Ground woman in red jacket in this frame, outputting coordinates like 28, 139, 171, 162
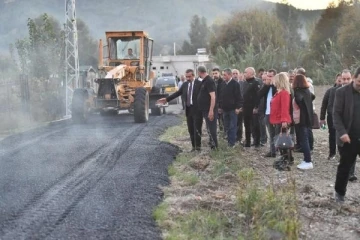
270, 72, 292, 127
270, 72, 293, 166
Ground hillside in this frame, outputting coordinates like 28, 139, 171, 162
0, 0, 322, 56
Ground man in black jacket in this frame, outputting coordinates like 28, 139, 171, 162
258, 69, 277, 156
333, 67, 360, 203
197, 66, 218, 150
157, 69, 203, 151
233, 69, 244, 143
320, 73, 343, 160
219, 68, 243, 147
243, 67, 261, 147
212, 68, 225, 132
257, 71, 268, 146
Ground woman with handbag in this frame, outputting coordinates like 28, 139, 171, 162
293, 74, 315, 170
270, 73, 293, 168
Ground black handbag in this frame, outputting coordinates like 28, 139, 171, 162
274, 130, 295, 150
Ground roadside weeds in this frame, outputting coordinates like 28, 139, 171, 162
154, 120, 300, 240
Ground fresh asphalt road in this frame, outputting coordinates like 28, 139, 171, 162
0, 104, 182, 240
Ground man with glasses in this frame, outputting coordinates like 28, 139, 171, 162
157, 69, 203, 152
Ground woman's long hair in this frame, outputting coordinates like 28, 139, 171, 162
292, 74, 309, 89
274, 72, 291, 93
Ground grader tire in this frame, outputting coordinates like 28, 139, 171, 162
134, 87, 149, 123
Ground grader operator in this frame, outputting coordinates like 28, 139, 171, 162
71, 31, 167, 123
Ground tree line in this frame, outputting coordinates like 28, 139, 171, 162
178, 0, 360, 84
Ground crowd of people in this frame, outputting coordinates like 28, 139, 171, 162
157, 65, 360, 203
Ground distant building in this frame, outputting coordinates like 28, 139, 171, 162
151, 49, 214, 79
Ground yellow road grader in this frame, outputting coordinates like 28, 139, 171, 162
71, 31, 167, 123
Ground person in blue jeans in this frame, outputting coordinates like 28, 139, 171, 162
292, 74, 315, 170
218, 68, 243, 147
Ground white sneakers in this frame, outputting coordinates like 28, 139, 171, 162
297, 161, 314, 170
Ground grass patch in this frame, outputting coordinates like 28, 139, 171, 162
159, 209, 235, 240
156, 120, 300, 240
159, 118, 188, 142
178, 172, 199, 186
237, 168, 300, 239
153, 202, 169, 224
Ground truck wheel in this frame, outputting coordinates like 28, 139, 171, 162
72, 89, 88, 123
134, 87, 149, 123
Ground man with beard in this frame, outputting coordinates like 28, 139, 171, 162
333, 67, 360, 203
242, 67, 261, 148
212, 68, 225, 132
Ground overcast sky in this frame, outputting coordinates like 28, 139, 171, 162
266, 0, 352, 9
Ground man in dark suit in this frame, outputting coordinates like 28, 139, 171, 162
333, 67, 360, 203
157, 69, 203, 151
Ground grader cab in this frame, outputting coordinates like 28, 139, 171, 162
71, 31, 167, 123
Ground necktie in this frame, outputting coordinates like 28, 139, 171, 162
187, 82, 192, 107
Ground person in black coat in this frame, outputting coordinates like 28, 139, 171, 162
233, 69, 244, 143
197, 66, 218, 150
242, 67, 261, 147
320, 73, 342, 160
293, 74, 315, 170
333, 68, 360, 203
212, 68, 226, 132
218, 68, 243, 147
157, 69, 203, 151
257, 71, 268, 146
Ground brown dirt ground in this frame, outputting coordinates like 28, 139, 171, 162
162, 85, 360, 240
242, 86, 360, 240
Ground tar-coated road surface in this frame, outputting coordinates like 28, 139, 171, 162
0, 107, 181, 240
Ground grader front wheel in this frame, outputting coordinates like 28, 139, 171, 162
134, 87, 149, 123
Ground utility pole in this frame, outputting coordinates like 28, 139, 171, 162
64, 0, 79, 117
